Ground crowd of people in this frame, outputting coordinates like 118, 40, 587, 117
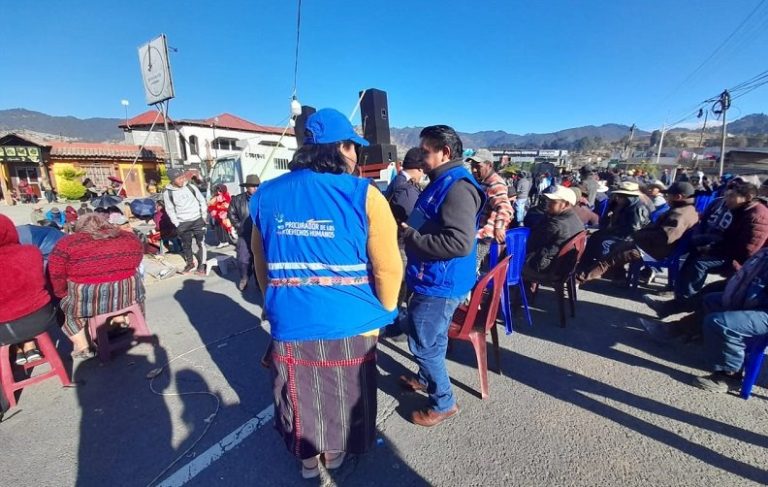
2, 108, 767, 479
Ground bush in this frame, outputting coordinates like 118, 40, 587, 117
56, 167, 87, 200
158, 165, 170, 188
57, 179, 86, 200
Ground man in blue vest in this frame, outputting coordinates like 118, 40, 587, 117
399, 125, 485, 427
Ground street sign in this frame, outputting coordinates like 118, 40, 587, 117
138, 34, 175, 105
0, 146, 41, 163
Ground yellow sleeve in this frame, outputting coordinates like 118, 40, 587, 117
366, 188, 403, 311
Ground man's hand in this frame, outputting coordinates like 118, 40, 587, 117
494, 227, 506, 244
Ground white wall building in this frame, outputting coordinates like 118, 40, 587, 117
120, 111, 296, 175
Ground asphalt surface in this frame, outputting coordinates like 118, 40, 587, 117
1, 202, 767, 486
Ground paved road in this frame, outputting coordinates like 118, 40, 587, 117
1, 202, 768, 486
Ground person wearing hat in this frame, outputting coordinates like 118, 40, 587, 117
522, 185, 584, 282
386, 147, 427, 225
45, 206, 66, 229
513, 170, 532, 225
248, 108, 402, 477
579, 164, 599, 207
228, 174, 261, 290
30, 203, 45, 225
382, 147, 427, 340
645, 181, 667, 209
570, 187, 600, 227
645, 181, 768, 321
577, 181, 699, 284
594, 180, 609, 205
577, 181, 651, 276
468, 148, 513, 271
163, 168, 208, 275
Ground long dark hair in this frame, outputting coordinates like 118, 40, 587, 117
288, 141, 354, 174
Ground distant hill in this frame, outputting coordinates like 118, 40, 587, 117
0, 108, 123, 142
1, 107, 766, 150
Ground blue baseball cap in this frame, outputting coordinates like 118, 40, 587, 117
303, 108, 370, 147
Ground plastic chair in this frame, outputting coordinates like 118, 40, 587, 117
489, 227, 533, 334
448, 256, 511, 400
529, 231, 589, 328
627, 226, 696, 289
87, 303, 153, 362
741, 334, 768, 400
0, 331, 72, 408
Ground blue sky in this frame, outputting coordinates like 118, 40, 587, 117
1, 0, 767, 134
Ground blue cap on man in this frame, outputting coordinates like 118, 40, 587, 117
303, 108, 370, 147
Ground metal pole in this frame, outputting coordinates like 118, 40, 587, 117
698, 110, 709, 148
160, 101, 175, 167
654, 124, 666, 166
718, 90, 730, 178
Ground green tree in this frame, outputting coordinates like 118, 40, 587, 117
56, 167, 87, 200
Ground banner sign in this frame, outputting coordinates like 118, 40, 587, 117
0, 146, 41, 163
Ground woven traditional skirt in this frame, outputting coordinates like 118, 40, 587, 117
59, 273, 145, 336
270, 334, 378, 459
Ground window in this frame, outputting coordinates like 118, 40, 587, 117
178, 135, 188, 160
189, 135, 199, 155
273, 158, 290, 170
258, 140, 285, 148
210, 157, 237, 185
212, 137, 239, 151
79, 164, 113, 187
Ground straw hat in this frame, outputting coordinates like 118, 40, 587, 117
612, 181, 642, 196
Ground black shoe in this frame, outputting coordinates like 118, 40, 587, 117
25, 348, 42, 363
692, 371, 741, 393
642, 294, 676, 318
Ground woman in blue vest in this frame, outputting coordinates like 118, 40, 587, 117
249, 108, 402, 479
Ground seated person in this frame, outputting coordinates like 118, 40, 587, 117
522, 185, 584, 282
30, 203, 45, 225
0, 215, 58, 365
691, 250, 768, 393
646, 182, 768, 318
523, 184, 557, 228
45, 207, 67, 229
577, 181, 650, 274
48, 213, 144, 359
570, 187, 599, 227
577, 182, 699, 285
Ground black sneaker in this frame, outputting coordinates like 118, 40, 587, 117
642, 294, 676, 318
25, 348, 42, 363
691, 371, 741, 393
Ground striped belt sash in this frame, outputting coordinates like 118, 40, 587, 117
268, 261, 369, 287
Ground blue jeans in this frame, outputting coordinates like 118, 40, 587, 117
404, 293, 462, 413
675, 252, 727, 306
514, 198, 527, 225
702, 293, 768, 373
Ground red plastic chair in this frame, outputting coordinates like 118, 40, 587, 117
530, 231, 589, 328
448, 255, 511, 400
87, 303, 153, 362
0, 331, 72, 408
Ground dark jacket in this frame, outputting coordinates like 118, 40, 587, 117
711, 200, 768, 272
385, 172, 421, 224
604, 196, 650, 238
228, 192, 253, 246
401, 159, 483, 260
633, 199, 698, 260
525, 208, 584, 273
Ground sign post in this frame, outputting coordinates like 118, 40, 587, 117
138, 34, 176, 167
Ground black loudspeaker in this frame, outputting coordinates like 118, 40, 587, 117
360, 144, 398, 166
294, 105, 316, 148
359, 88, 391, 144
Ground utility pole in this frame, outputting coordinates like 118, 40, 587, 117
718, 89, 731, 178
654, 124, 666, 166
624, 123, 636, 160
697, 108, 709, 148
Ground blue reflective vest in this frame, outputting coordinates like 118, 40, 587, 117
250, 169, 396, 341
406, 165, 485, 298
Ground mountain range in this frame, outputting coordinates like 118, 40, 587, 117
2, 108, 768, 150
